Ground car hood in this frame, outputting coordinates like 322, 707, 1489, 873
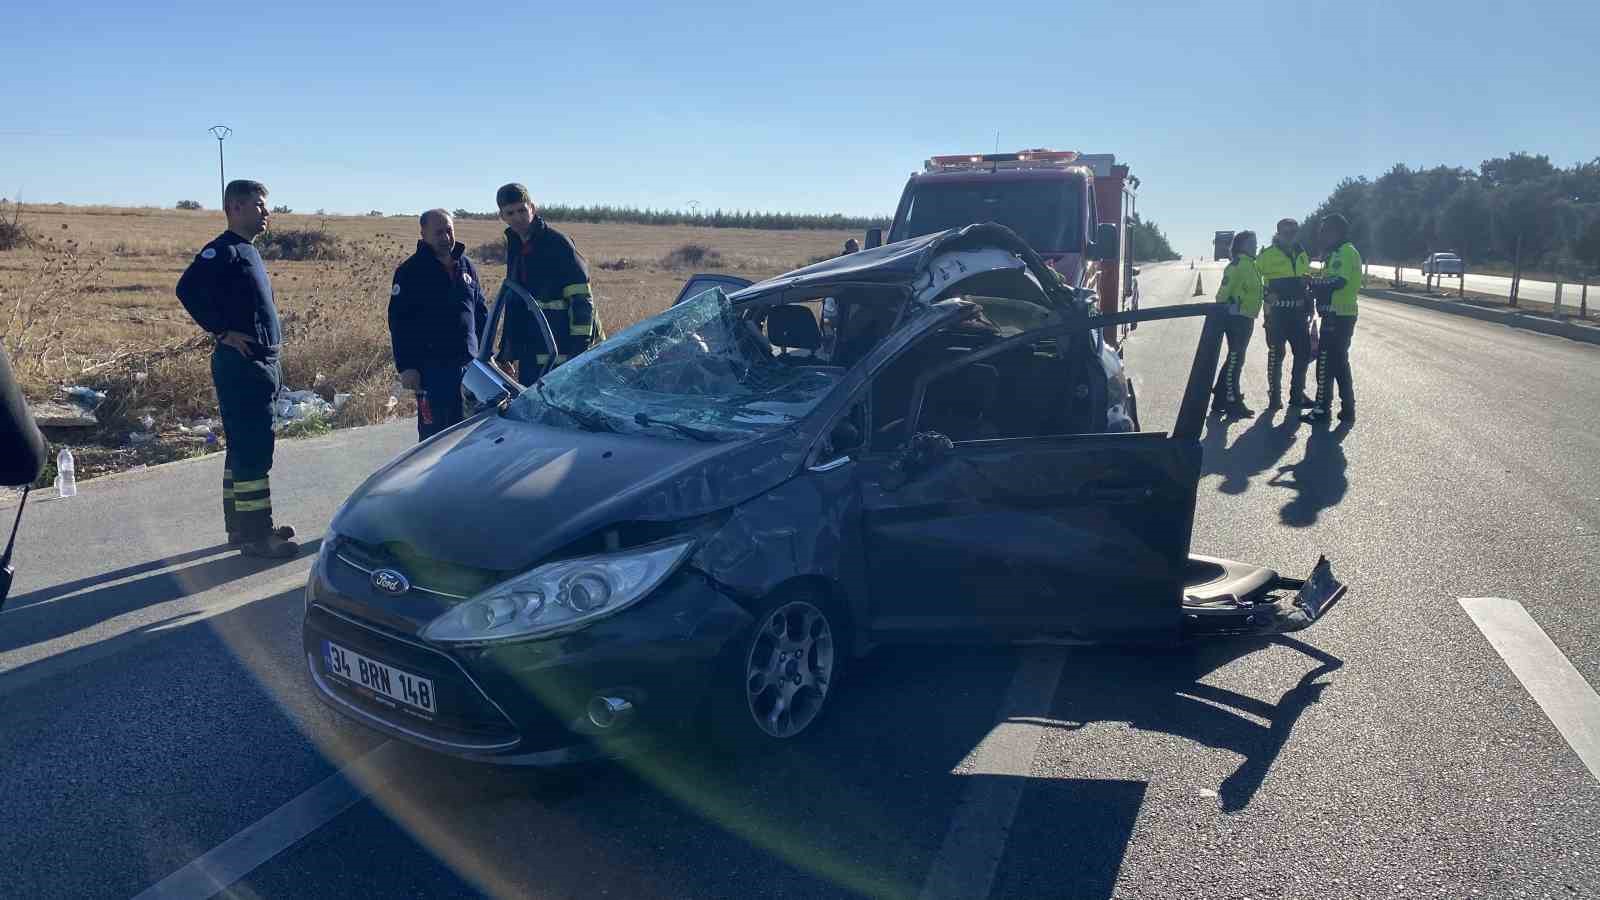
330, 414, 810, 572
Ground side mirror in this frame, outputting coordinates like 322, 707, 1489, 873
865, 228, 883, 250
461, 358, 519, 413
1091, 222, 1118, 260
1130, 266, 1141, 277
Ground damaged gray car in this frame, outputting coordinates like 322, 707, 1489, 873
301, 224, 1345, 765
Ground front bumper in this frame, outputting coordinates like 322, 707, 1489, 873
301, 555, 752, 766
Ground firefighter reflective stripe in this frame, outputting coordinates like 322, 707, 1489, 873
536, 299, 567, 310
562, 282, 590, 299
568, 321, 592, 336
533, 353, 570, 365
233, 476, 271, 512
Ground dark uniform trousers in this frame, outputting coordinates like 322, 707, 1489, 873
1263, 278, 1312, 401
215, 346, 280, 541
1212, 315, 1255, 405
417, 362, 467, 441
1314, 314, 1357, 413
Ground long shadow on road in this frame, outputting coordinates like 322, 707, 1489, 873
1202, 412, 1303, 495
1043, 634, 1343, 813
1268, 422, 1353, 527
0, 539, 321, 661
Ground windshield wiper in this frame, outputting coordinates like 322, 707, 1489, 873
535, 382, 615, 433
633, 412, 720, 442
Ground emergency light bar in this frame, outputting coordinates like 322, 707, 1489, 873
924, 149, 1082, 172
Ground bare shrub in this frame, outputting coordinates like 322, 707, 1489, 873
596, 257, 633, 271
0, 201, 33, 251
175, 200, 203, 211
1, 242, 108, 389
271, 204, 293, 214
259, 227, 348, 261
661, 243, 722, 269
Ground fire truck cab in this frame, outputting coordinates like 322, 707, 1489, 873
872, 149, 1141, 344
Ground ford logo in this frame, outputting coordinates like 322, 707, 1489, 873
371, 568, 410, 596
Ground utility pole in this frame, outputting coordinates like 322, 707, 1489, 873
207, 125, 231, 209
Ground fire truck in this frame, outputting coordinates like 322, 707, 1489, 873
867, 149, 1141, 345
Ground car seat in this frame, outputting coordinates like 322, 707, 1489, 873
766, 304, 822, 358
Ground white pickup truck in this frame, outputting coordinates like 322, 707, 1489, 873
1421, 252, 1465, 276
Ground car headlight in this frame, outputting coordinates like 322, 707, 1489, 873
419, 538, 695, 645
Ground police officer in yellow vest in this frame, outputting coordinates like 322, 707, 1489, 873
1211, 231, 1263, 418
1257, 218, 1313, 410
1304, 213, 1360, 424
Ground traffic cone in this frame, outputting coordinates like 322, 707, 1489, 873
1193, 273, 1204, 296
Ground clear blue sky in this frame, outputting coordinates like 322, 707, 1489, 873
4, 0, 1595, 256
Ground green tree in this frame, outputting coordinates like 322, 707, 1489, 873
1127, 214, 1179, 261
1436, 183, 1494, 261
1480, 153, 1558, 189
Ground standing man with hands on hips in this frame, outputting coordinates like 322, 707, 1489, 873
388, 209, 489, 441
175, 179, 299, 558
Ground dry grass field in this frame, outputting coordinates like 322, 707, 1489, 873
0, 203, 859, 483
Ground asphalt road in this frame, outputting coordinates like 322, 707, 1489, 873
3, 260, 1598, 899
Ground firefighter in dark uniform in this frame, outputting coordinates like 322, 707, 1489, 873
175, 179, 298, 557
388, 209, 488, 441
1210, 230, 1263, 418
1257, 218, 1314, 410
1304, 213, 1361, 424
494, 183, 603, 382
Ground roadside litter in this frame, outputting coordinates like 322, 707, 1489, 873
273, 389, 338, 431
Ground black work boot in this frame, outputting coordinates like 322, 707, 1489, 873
242, 532, 301, 559
229, 525, 297, 549
1289, 393, 1313, 408
1338, 407, 1356, 423
1228, 400, 1256, 418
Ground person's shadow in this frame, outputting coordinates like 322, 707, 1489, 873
1202, 412, 1302, 495
0, 539, 322, 657
1270, 422, 1352, 526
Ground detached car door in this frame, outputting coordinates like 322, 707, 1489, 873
859, 304, 1226, 644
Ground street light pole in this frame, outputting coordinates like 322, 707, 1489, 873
207, 125, 231, 209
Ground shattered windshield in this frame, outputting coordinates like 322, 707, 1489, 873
504, 288, 844, 441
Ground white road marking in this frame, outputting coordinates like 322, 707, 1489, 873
1460, 597, 1600, 783
131, 740, 400, 900
918, 647, 1068, 900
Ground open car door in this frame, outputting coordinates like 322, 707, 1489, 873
671, 274, 753, 308
856, 303, 1344, 646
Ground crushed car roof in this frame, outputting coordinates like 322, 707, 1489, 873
732, 223, 1080, 308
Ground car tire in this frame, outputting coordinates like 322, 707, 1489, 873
712, 586, 845, 748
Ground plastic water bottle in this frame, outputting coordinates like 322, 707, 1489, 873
56, 448, 77, 498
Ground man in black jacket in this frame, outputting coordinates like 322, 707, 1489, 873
0, 345, 44, 488
175, 179, 298, 558
494, 183, 602, 383
388, 209, 489, 440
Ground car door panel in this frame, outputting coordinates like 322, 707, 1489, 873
861, 432, 1197, 642
858, 303, 1224, 645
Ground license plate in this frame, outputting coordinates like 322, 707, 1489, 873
324, 641, 437, 716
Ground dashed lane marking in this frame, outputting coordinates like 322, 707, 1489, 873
1460, 597, 1600, 783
